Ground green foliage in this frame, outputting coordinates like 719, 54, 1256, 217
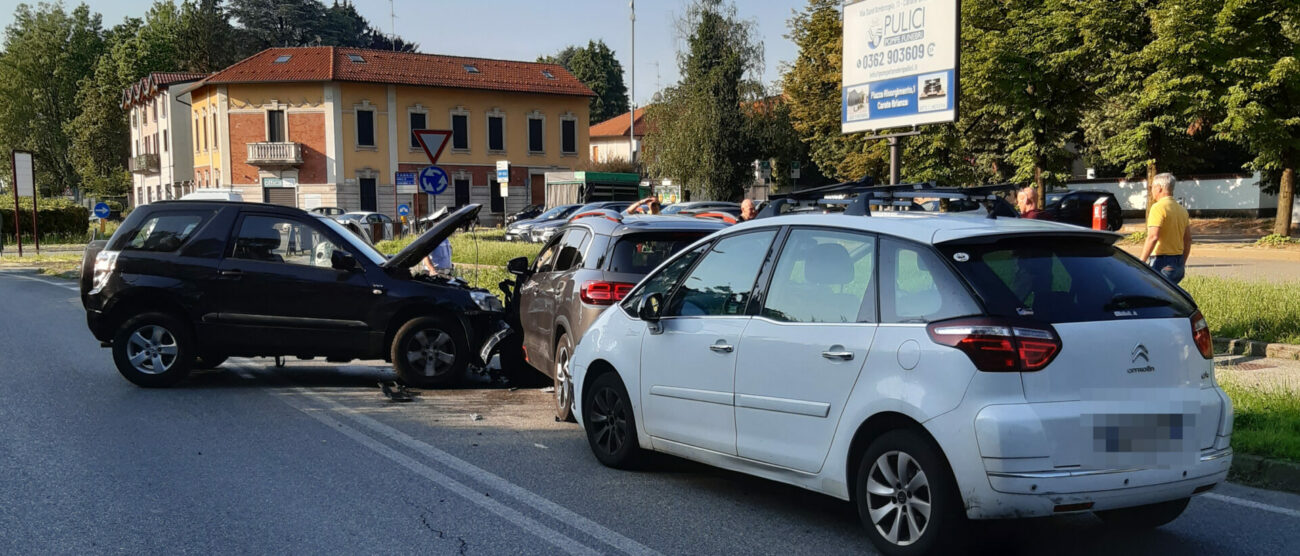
0, 201, 91, 239
1255, 234, 1300, 248
1219, 376, 1300, 464
1182, 276, 1300, 345
226, 0, 415, 56
1123, 230, 1148, 244
178, 0, 243, 72
543, 41, 629, 124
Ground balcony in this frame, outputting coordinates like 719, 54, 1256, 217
129, 153, 159, 174
246, 142, 302, 166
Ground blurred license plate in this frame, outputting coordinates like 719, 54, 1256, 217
1092, 413, 1189, 453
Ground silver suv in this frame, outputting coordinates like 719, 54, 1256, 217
502, 212, 727, 420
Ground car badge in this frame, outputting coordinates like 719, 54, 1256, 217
1131, 344, 1149, 363
953, 252, 969, 262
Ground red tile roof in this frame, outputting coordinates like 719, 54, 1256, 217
201, 47, 595, 97
121, 72, 209, 107
590, 107, 646, 138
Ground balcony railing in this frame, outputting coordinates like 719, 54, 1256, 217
246, 142, 302, 166
129, 153, 160, 174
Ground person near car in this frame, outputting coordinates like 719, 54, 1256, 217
1139, 172, 1191, 284
739, 199, 758, 221
422, 239, 453, 276
625, 196, 662, 215
1017, 187, 1049, 220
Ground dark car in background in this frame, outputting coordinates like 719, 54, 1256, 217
528, 201, 631, 243
80, 202, 505, 389
501, 213, 727, 420
1044, 190, 1123, 231
504, 204, 581, 242
507, 204, 545, 225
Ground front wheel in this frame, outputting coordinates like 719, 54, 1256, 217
111, 312, 195, 388
553, 334, 575, 422
391, 316, 468, 388
855, 429, 967, 556
1094, 498, 1189, 529
582, 372, 641, 469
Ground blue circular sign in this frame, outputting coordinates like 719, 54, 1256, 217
419, 166, 448, 195
397, 204, 410, 216
93, 202, 111, 219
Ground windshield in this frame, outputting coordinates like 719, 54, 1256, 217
607, 232, 710, 274
537, 205, 580, 220
660, 204, 685, 214
316, 216, 387, 265
939, 237, 1194, 324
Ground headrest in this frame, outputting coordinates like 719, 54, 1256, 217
805, 243, 853, 285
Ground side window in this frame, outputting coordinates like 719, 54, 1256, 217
666, 230, 776, 317
121, 212, 206, 252
552, 228, 590, 272
620, 244, 707, 317
763, 228, 876, 323
880, 238, 980, 323
533, 236, 562, 273
231, 215, 338, 269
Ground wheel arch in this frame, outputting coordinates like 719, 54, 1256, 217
845, 412, 955, 502
102, 288, 194, 341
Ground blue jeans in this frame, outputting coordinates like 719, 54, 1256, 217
1149, 255, 1186, 284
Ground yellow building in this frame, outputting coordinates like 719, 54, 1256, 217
181, 46, 594, 223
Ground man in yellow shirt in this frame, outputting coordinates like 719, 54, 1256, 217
1139, 173, 1192, 284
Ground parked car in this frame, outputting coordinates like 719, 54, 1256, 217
80, 202, 506, 389
309, 206, 346, 217
569, 211, 1231, 555
504, 204, 581, 242
499, 213, 728, 420
507, 204, 545, 225
660, 201, 739, 215
678, 206, 742, 224
1044, 190, 1124, 231
528, 201, 631, 243
180, 189, 243, 202
918, 196, 1019, 217
336, 211, 395, 242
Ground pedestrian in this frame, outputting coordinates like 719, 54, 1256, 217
625, 196, 662, 215
740, 199, 758, 221
1139, 173, 1191, 284
1017, 187, 1049, 220
422, 238, 453, 276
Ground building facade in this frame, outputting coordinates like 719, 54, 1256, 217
122, 72, 207, 207
180, 47, 594, 224
589, 107, 643, 163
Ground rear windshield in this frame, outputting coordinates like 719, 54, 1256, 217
938, 238, 1194, 323
606, 232, 708, 275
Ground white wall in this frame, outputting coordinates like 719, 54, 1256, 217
590, 136, 639, 163
1066, 172, 1269, 212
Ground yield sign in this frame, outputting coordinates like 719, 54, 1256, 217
413, 129, 453, 165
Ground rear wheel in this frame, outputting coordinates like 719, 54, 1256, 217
1094, 498, 1189, 529
111, 312, 194, 388
583, 372, 641, 469
855, 429, 967, 556
391, 316, 468, 388
553, 334, 575, 422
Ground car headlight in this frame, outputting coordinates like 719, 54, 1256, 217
470, 291, 504, 312
90, 250, 119, 294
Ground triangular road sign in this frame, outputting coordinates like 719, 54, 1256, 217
413, 129, 453, 166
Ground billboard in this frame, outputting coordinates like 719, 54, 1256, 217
841, 0, 959, 133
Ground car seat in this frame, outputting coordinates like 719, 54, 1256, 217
236, 221, 284, 263
799, 243, 860, 323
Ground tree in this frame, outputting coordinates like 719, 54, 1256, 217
1216, 1, 1300, 236
540, 41, 628, 124
0, 3, 106, 199
227, 0, 324, 50
644, 0, 763, 201
178, 0, 242, 72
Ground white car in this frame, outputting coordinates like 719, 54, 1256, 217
179, 189, 243, 202
569, 211, 1232, 555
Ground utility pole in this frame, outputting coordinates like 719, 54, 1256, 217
629, 0, 636, 164
389, 0, 397, 51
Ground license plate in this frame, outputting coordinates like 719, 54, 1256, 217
1091, 413, 1189, 453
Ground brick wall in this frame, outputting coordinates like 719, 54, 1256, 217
229, 112, 263, 184
288, 112, 326, 184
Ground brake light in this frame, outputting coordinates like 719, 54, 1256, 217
580, 281, 635, 305
927, 317, 1061, 372
1191, 310, 1213, 359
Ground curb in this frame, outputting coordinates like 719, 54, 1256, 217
1214, 337, 1300, 361
1228, 454, 1300, 495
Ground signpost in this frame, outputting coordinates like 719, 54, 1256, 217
842, 0, 959, 183
93, 202, 110, 237
397, 204, 410, 217
10, 150, 36, 255
413, 129, 454, 218
496, 161, 510, 200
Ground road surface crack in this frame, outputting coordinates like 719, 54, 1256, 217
405, 497, 470, 554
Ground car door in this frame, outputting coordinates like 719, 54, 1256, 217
734, 227, 880, 473
519, 235, 563, 371
640, 229, 777, 455
540, 227, 591, 372
213, 213, 379, 355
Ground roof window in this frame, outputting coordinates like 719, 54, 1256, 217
347, 53, 365, 63
463, 64, 480, 74
542, 70, 556, 80
273, 55, 292, 63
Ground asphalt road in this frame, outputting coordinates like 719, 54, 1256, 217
2, 270, 1299, 555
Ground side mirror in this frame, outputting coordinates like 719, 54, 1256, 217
638, 292, 664, 322
506, 256, 530, 276
331, 249, 361, 272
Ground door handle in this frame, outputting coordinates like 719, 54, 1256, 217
709, 343, 734, 354
218, 269, 243, 278
821, 350, 854, 361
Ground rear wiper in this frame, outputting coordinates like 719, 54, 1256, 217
1104, 294, 1173, 311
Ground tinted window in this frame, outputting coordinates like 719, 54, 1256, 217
667, 230, 776, 317
621, 244, 707, 317
939, 238, 1194, 323
607, 233, 707, 274
552, 228, 590, 272
764, 229, 876, 323
880, 238, 980, 323
533, 237, 562, 272
121, 212, 205, 252
231, 216, 338, 269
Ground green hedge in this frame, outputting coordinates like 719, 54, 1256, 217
0, 197, 91, 238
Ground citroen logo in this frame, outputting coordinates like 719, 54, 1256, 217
1131, 344, 1149, 363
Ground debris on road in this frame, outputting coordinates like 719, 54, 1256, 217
380, 381, 415, 403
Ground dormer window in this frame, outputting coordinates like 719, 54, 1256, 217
542, 70, 556, 80
463, 64, 479, 73
347, 53, 365, 63
273, 55, 292, 63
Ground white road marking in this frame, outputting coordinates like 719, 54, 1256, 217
0, 272, 78, 291
1203, 492, 1300, 519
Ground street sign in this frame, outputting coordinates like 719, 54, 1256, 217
413, 129, 453, 166
496, 160, 509, 184
419, 166, 449, 195
396, 171, 417, 194
397, 204, 410, 216
13, 151, 33, 197
396, 172, 416, 185
499, 182, 509, 198
93, 202, 111, 219
791, 161, 801, 179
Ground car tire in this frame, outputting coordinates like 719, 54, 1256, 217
391, 316, 468, 389
553, 333, 576, 422
855, 429, 967, 556
583, 372, 641, 469
111, 312, 195, 388
194, 355, 228, 369
1094, 497, 1190, 529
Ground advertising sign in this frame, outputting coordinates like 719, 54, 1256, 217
842, 0, 959, 133
13, 151, 34, 197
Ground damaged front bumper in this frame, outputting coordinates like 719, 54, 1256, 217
479, 320, 514, 364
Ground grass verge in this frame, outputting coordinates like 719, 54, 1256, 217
1183, 277, 1300, 345
0, 252, 83, 278
376, 229, 539, 268
1219, 375, 1300, 464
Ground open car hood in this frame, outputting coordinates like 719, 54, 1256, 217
381, 204, 481, 270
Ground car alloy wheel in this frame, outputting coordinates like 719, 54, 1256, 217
125, 324, 179, 375
589, 385, 629, 456
406, 328, 456, 379
554, 335, 575, 422
866, 451, 932, 547
392, 316, 468, 388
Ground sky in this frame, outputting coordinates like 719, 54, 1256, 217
0, 0, 805, 108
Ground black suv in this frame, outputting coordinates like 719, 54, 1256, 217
80, 202, 504, 388
1044, 190, 1123, 231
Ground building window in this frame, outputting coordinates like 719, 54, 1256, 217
267, 110, 286, 142
163, 129, 168, 152
487, 112, 505, 152
527, 115, 544, 153
561, 118, 577, 154
201, 116, 207, 152
193, 118, 199, 152
356, 109, 375, 147
450, 108, 469, 151
160, 98, 165, 118
409, 111, 426, 148
211, 113, 219, 151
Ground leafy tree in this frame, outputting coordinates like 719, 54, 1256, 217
0, 2, 106, 199
227, 0, 324, 51
537, 46, 579, 68
178, 0, 242, 72
540, 41, 628, 124
644, 0, 763, 201
746, 96, 826, 191
1215, 0, 1300, 236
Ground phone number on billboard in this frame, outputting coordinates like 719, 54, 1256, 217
856, 44, 930, 69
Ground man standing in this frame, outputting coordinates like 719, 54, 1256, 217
1017, 187, 1048, 220
422, 239, 453, 276
739, 199, 758, 221
625, 196, 662, 215
1139, 173, 1191, 284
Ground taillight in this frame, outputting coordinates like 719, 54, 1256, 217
580, 281, 635, 305
927, 317, 1061, 372
1191, 310, 1213, 359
